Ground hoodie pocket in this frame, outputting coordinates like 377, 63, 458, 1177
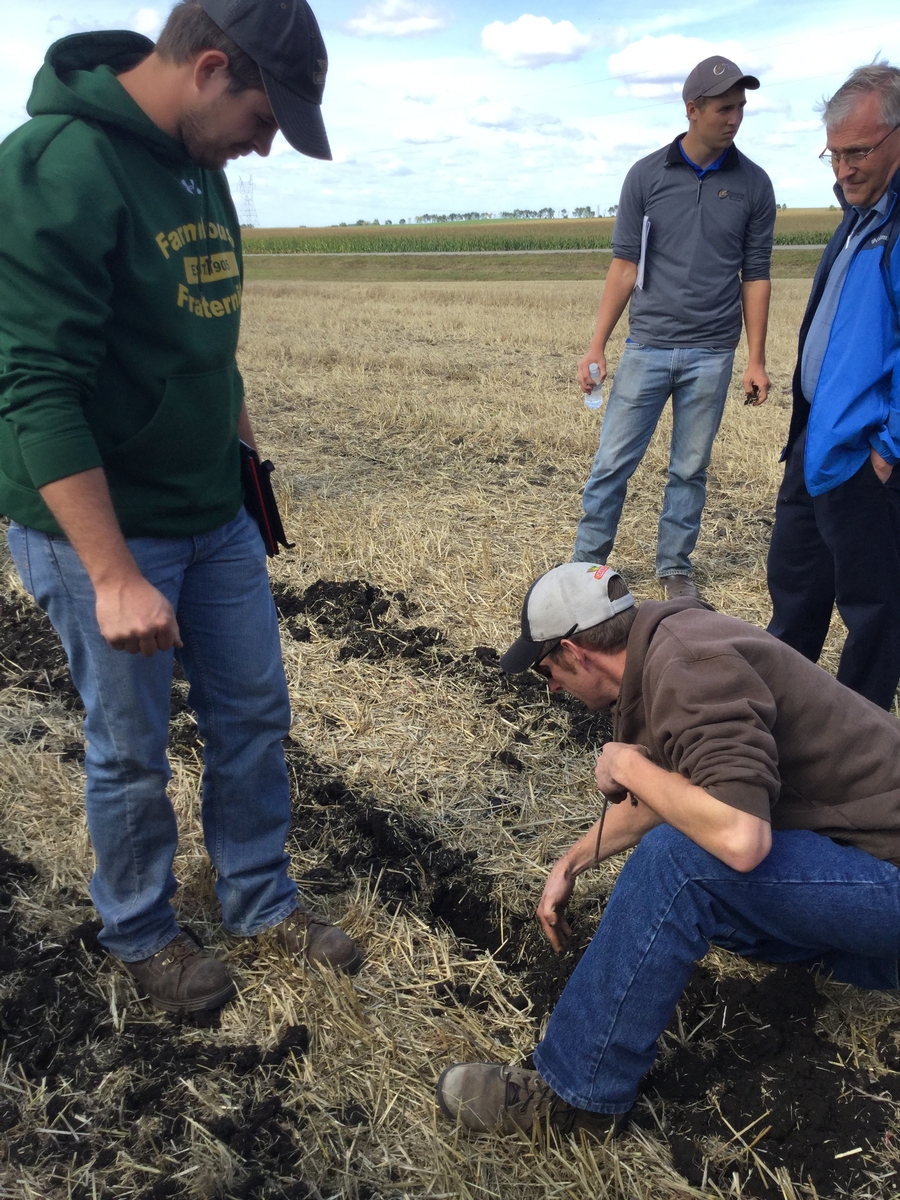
104, 364, 242, 485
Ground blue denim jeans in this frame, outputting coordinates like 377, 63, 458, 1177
573, 342, 735, 576
8, 508, 298, 961
533, 825, 900, 1114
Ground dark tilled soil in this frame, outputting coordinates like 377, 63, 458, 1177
0, 848, 315, 1200
645, 966, 900, 1197
2, 581, 899, 1197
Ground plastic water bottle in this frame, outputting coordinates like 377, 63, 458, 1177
584, 362, 605, 411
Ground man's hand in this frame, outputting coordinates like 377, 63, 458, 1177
578, 349, 607, 395
594, 741, 649, 799
536, 858, 576, 953
95, 575, 182, 656
742, 363, 770, 406
871, 447, 894, 483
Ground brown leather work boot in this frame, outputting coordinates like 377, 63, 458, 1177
660, 574, 700, 600
271, 907, 363, 974
121, 931, 237, 1013
436, 1062, 629, 1138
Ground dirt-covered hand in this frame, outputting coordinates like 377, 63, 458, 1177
577, 349, 607, 395
594, 741, 649, 799
536, 860, 575, 953
95, 575, 183, 656
742, 363, 770, 406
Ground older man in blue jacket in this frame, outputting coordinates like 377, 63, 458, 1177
767, 63, 900, 709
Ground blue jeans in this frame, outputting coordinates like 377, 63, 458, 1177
533, 825, 900, 1114
573, 343, 735, 576
8, 508, 298, 961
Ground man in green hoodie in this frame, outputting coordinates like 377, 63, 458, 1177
0, 0, 361, 1013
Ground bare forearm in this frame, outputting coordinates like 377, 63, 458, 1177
589, 258, 638, 353
557, 799, 660, 879
38, 468, 181, 656
599, 745, 771, 871
741, 279, 770, 366
39, 468, 140, 587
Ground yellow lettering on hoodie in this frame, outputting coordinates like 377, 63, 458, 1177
156, 232, 170, 259
183, 252, 239, 285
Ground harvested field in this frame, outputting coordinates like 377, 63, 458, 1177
2, 279, 899, 1200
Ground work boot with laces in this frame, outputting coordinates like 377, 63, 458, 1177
436, 1062, 628, 1138
271, 907, 363, 974
121, 930, 237, 1013
660, 574, 700, 600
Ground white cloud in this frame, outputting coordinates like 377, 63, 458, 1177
469, 103, 560, 132
376, 157, 414, 175
783, 118, 822, 132
345, 1, 450, 38
392, 120, 457, 144
608, 34, 764, 98
132, 8, 163, 37
765, 132, 795, 146
744, 94, 790, 115
481, 15, 592, 70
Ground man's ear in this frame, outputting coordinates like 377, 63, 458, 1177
557, 638, 587, 669
685, 99, 699, 123
191, 49, 231, 95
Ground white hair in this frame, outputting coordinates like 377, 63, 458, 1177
820, 62, 900, 129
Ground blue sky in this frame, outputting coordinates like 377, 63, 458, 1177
4, 1, 900, 227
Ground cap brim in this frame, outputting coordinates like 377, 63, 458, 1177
499, 636, 543, 675
262, 70, 332, 161
703, 72, 760, 97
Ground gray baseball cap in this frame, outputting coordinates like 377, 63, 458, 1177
500, 563, 635, 674
682, 56, 759, 104
198, 0, 332, 160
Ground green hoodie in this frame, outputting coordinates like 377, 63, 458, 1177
0, 32, 246, 537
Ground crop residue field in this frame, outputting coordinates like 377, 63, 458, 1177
2, 280, 899, 1200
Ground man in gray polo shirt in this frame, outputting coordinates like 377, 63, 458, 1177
573, 57, 776, 599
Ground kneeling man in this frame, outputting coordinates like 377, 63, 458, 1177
437, 563, 900, 1135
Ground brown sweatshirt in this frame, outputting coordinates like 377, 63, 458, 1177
615, 599, 900, 866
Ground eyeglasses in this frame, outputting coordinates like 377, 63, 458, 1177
819, 121, 900, 168
530, 625, 577, 679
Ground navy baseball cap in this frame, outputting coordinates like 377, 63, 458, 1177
198, 0, 332, 160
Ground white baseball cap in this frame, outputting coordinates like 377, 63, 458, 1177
500, 563, 635, 674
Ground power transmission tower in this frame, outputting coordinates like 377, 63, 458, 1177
237, 176, 258, 227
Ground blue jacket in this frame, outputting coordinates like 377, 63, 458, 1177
786, 168, 900, 495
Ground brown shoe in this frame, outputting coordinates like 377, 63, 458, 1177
436, 1062, 629, 1138
121, 931, 237, 1013
660, 574, 700, 600
272, 908, 363, 974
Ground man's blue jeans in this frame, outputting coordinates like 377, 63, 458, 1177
8, 508, 298, 961
573, 343, 735, 576
533, 825, 900, 1114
